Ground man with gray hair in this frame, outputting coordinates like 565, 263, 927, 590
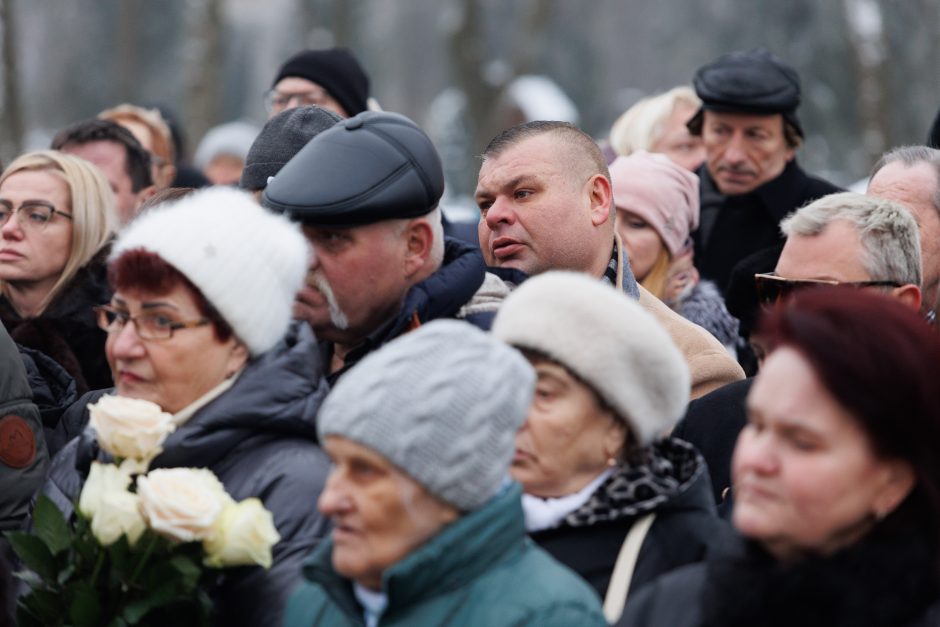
264, 111, 501, 383
867, 145, 940, 320
766, 191, 922, 311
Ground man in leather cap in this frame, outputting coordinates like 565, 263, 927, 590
688, 49, 841, 299
263, 111, 502, 383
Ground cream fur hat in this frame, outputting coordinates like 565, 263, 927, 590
111, 187, 310, 356
491, 271, 690, 445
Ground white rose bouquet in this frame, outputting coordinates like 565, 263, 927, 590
8, 395, 281, 627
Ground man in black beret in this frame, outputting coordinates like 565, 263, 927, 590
263, 111, 503, 382
264, 48, 370, 119
687, 48, 841, 301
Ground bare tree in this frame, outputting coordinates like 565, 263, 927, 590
183, 0, 225, 149
0, 0, 23, 163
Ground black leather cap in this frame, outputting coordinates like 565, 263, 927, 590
690, 48, 803, 137
262, 111, 444, 227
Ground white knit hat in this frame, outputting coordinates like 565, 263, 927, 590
491, 271, 690, 446
111, 187, 310, 356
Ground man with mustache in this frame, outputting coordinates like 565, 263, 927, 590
688, 49, 841, 299
264, 111, 502, 383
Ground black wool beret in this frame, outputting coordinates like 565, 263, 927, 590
262, 111, 444, 227
691, 48, 804, 137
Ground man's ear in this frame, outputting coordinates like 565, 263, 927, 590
588, 174, 613, 227
403, 218, 434, 277
891, 283, 922, 311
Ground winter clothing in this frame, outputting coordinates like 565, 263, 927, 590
929, 106, 940, 148
18, 345, 78, 457
263, 112, 444, 226
0, 323, 48, 531
0, 249, 112, 395
618, 527, 940, 627
689, 48, 804, 138
610, 151, 700, 257
673, 378, 751, 514
693, 159, 842, 295
492, 271, 690, 446
273, 48, 370, 117
42, 322, 331, 627
672, 280, 740, 350
239, 106, 342, 191
318, 320, 534, 511
192, 121, 259, 171
112, 187, 310, 357
283, 482, 607, 627
322, 237, 497, 384
530, 439, 732, 601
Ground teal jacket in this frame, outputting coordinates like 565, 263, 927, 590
284, 483, 606, 627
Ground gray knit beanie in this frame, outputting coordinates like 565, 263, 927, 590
492, 271, 690, 446
239, 105, 342, 191
317, 319, 535, 511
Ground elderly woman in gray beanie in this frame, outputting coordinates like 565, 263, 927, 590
41, 187, 331, 627
284, 320, 606, 627
491, 271, 731, 624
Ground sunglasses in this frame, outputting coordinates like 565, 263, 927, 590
753, 273, 902, 305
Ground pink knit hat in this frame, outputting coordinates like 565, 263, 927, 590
609, 151, 700, 258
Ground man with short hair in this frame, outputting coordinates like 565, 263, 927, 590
475, 120, 743, 399
51, 119, 155, 225
867, 145, 940, 319
687, 49, 841, 296
264, 111, 501, 382
265, 48, 370, 119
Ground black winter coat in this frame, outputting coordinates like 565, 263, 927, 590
530, 439, 733, 602
41, 322, 331, 627
693, 160, 841, 295
619, 528, 940, 627
0, 251, 112, 395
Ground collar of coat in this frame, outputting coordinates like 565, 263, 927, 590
700, 159, 814, 223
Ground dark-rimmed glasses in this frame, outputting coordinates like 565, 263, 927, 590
0, 200, 73, 231
263, 88, 332, 115
94, 305, 210, 341
754, 272, 902, 305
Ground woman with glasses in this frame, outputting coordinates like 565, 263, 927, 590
42, 187, 331, 627
619, 287, 940, 627
0, 150, 116, 395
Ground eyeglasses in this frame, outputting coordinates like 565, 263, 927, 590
263, 88, 332, 114
0, 200, 73, 231
94, 305, 210, 341
754, 272, 902, 305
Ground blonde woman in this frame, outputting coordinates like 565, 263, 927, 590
0, 150, 116, 392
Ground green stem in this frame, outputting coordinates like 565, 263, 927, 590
90, 549, 106, 585
128, 534, 159, 587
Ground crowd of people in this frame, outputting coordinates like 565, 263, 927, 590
1, 43, 940, 627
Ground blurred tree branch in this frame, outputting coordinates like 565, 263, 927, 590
0, 0, 24, 164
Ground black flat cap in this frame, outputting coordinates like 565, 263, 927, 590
262, 111, 444, 227
690, 48, 803, 137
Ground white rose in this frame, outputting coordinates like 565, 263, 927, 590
78, 462, 146, 546
89, 395, 176, 464
137, 468, 233, 543
204, 498, 281, 569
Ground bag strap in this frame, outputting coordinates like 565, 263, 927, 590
602, 512, 656, 623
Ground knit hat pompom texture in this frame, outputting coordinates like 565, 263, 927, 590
318, 320, 535, 511
110, 187, 310, 357
491, 272, 690, 446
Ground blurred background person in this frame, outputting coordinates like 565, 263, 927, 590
0, 151, 116, 394
620, 287, 940, 627
52, 119, 155, 225
607, 86, 705, 171
286, 320, 606, 627
43, 188, 331, 626
193, 121, 260, 186
99, 103, 178, 190
492, 272, 729, 623
610, 151, 739, 353
265, 47, 371, 119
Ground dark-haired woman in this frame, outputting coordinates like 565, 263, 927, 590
620, 287, 940, 627
43, 188, 331, 627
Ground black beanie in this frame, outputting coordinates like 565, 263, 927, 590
239, 105, 342, 191
273, 48, 370, 117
